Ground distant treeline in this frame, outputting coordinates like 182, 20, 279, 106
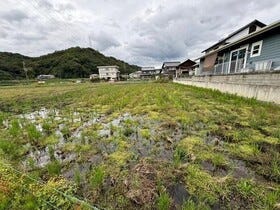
0, 47, 140, 80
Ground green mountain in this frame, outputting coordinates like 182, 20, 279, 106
0, 47, 140, 80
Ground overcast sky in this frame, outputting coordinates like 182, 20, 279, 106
0, 0, 279, 67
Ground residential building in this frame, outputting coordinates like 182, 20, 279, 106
89, 74, 99, 80
98, 66, 120, 81
176, 59, 196, 78
198, 19, 280, 75
161, 62, 181, 78
37, 75, 55, 80
140, 67, 160, 79
129, 71, 142, 79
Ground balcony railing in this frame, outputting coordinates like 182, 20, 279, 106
208, 58, 280, 75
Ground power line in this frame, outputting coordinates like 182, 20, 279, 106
16, 1, 66, 47
29, 0, 87, 46
17, 0, 86, 48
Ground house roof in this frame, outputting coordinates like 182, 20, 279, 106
141, 67, 155, 71
202, 19, 266, 53
177, 59, 196, 68
97, 65, 119, 69
162, 62, 181, 68
197, 19, 280, 60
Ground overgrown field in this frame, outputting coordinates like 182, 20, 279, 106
0, 82, 279, 210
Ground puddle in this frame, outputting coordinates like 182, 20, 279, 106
20, 108, 59, 123
205, 134, 224, 146
231, 159, 263, 180
201, 158, 266, 182
18, 109, 188, 172
26, 147, 76, 168
201, 161, 228, 177
167, 183, 190, 206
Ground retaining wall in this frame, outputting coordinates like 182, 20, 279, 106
174, 72, 280, 104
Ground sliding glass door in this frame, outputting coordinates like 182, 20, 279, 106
229, 46, 248, 73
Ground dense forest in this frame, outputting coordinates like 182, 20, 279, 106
0, 47, 140, 80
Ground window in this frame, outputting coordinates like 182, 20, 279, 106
251, 40, 263, 57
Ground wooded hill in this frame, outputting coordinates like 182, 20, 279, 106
0, 47, 140, 80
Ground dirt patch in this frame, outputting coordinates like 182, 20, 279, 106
124, 162, 157, 205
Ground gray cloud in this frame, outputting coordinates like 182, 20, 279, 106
13, 33, 47, 42
1, 9, 28, 23
89, 31, 121, 51
0, 31, 8, 39
0, 0, 279, 67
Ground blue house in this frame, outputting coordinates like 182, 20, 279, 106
198, 20, 280, 75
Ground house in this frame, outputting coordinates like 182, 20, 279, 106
98, 66, 120, 81
176, 59, 196, 78
89, 74, 99, 80
140, 67, 160, 79
37, 75, 55, 80
198, 19, 280, 75
129, 71, 142, 79
161, 62, 181, 78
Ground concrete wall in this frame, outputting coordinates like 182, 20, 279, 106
174, 72, 280, 104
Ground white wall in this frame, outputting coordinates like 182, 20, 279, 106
174, 73, 280, 104
98, 67, 119, 79
226, 28, 249, 43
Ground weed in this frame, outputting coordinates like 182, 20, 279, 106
42, 122, 52, 135
46, 160, 61, 176
182, 199, 210, 210
27, 124, 41, 143
262, 189, 280, 208
9, 120, 21, 136
140, 129, 151, 139
236, 179, 255, 198
74, 167, 82, 186
173, 146, 187, 166
0, 113, 5, 126
123, 126, 134, 137
156, 190, 171, 210
0, 138, 20, 159
185, 164, 221, 205
182, 199, 196, 210
48, 145, 55, 161
211, 153, 228, 169
271, 153, 280, 181
90, 166, 105, 189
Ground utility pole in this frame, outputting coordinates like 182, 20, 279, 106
23, 61, 29, 81
23, 60, 32, 82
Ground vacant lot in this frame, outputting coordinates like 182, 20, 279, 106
0, 82, 279, 209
